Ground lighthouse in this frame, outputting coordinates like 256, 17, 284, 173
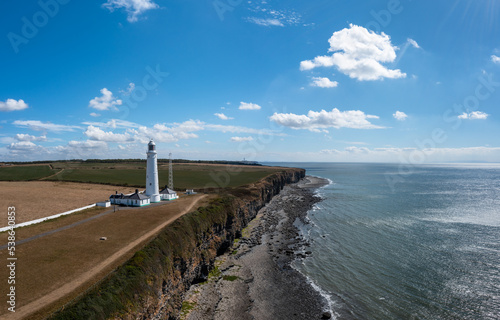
145, 139, 161, 203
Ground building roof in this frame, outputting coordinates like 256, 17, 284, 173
110, 190, 149, 200
160, 187, 177, 194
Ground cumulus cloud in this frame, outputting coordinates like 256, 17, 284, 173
67, 140, 109, 151
310, 77, 338, 88
239, 102, 261, 110
15, 134, 47, 142
102, 0, 159, 22
393, 111, 408, 121
84, 125, 134, 142
13, 120, 81, 132
90, 112, 101, 117
458, 111, 489, 120
270, 108, 384, 131
89, 88, 122, 111
214, 113, 233, 120
491, 55, 500, 64
230, 136, 254, 142
7, 141, 39, 151
300, 24, 406, 81
0, 99, 28, 112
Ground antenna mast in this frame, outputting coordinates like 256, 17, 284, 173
168, 152, 173, 190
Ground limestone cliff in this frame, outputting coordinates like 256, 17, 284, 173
49, 168, 304, 320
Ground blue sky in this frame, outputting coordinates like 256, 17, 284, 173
1, 0, 500, 162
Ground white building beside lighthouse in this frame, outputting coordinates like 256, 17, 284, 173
145, 139, 161, 203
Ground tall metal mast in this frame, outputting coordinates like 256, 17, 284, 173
168, 152, 174, 190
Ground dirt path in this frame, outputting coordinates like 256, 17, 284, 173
39, 168, 64, 180
6, 194, 207, 320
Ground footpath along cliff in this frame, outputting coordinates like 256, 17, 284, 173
49, 168, 304, 320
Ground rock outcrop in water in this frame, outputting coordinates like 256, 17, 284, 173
49, 168, 304, 320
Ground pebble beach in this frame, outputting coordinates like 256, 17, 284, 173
182, 176, 331, 320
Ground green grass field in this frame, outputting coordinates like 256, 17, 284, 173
0, 165, 57, 181
46, 165, 278, 189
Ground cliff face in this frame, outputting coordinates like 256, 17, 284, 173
50, 168, 304, 320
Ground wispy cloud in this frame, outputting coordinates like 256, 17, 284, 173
102, 0, 159, 23
246, 17, 283, 27
214, 113, 233, 120
230, 136, 253, 142
491, 55, 500, 64
246, 1, 302, 27
407, 38, 420, 49
13, 120, 82, 132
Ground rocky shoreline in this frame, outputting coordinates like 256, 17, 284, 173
181, 176, 331, 320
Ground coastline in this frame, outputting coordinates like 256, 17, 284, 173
182, 175, 331, 320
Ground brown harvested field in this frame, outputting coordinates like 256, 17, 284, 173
0, 181, 137, 227
0, 193, 212, 319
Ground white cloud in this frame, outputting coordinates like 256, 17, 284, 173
13, 120, 81, 132
84, 125, 134, 142
246, 2, 302, 27
90, 112, 101, 117
230, 136, 254, 142
102, 0, 159, 22
300, 24, 406, 81
270, 108, 384, 131
89, 88, 122, 111
239, 102, 261, 110
407, 38, 420, 49
246, 17, 284, 27
7, 141, 40, 151
204, 123, 284, 136
214, 113, 233, 120
393, 111, 408, 121
82, 119, 140, 129
491, 55, 500, 64
67, 140, 108, 150
345, 146, 370, 153
120, 82, 135, 95
458, 111, 489, 120
15, 134, 47, 142
310, 77, 338, 88
0, 99, 28, 112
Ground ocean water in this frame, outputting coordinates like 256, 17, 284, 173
266, 162, 500, 320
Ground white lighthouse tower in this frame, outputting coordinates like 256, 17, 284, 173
145, 139, 161, 203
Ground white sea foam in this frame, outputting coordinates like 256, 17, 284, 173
291, 260, 339, 319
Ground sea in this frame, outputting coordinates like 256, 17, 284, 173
265, 162, 500, 320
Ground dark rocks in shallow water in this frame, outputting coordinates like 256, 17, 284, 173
321, 311, 332, 319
